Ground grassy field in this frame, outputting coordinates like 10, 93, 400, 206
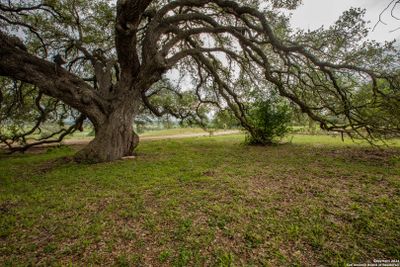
139, 127, 209, 137
0, 134, 399, 266
59, 127, 233, 141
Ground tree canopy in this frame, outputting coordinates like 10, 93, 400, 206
0, 0, 399, 162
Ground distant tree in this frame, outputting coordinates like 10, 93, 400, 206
0, 1, 399, 162
212, 109, 241, 130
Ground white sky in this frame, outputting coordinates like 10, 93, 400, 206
290, 0, 399, 42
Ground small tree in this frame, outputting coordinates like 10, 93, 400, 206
245, 98, 292, 145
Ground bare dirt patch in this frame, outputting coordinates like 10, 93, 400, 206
325, 147, 400, 166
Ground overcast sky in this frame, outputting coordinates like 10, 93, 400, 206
290, 0, 399, 42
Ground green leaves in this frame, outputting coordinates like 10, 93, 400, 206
245, 97, 292, 145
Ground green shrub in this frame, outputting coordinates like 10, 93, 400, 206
245, 99, 291, 145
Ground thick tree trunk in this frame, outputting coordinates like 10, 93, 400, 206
74, 105, 139, 163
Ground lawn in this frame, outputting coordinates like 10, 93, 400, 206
0, 134, 399, 266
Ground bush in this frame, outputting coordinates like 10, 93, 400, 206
245, 99, 292, 145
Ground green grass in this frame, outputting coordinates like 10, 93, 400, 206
0, 135, 399, 266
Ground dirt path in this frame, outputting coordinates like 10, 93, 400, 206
140, 130, 240, 140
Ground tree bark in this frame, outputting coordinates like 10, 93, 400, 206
75, 103, 139, 163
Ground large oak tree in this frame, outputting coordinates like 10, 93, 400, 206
0, 0, 399, 162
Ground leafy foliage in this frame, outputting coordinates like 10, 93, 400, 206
0, 77, 83, 150
352, 80, 400, 138
0, 0, 399, 160
212, 109, 241, 129
245, 98, 292, 145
